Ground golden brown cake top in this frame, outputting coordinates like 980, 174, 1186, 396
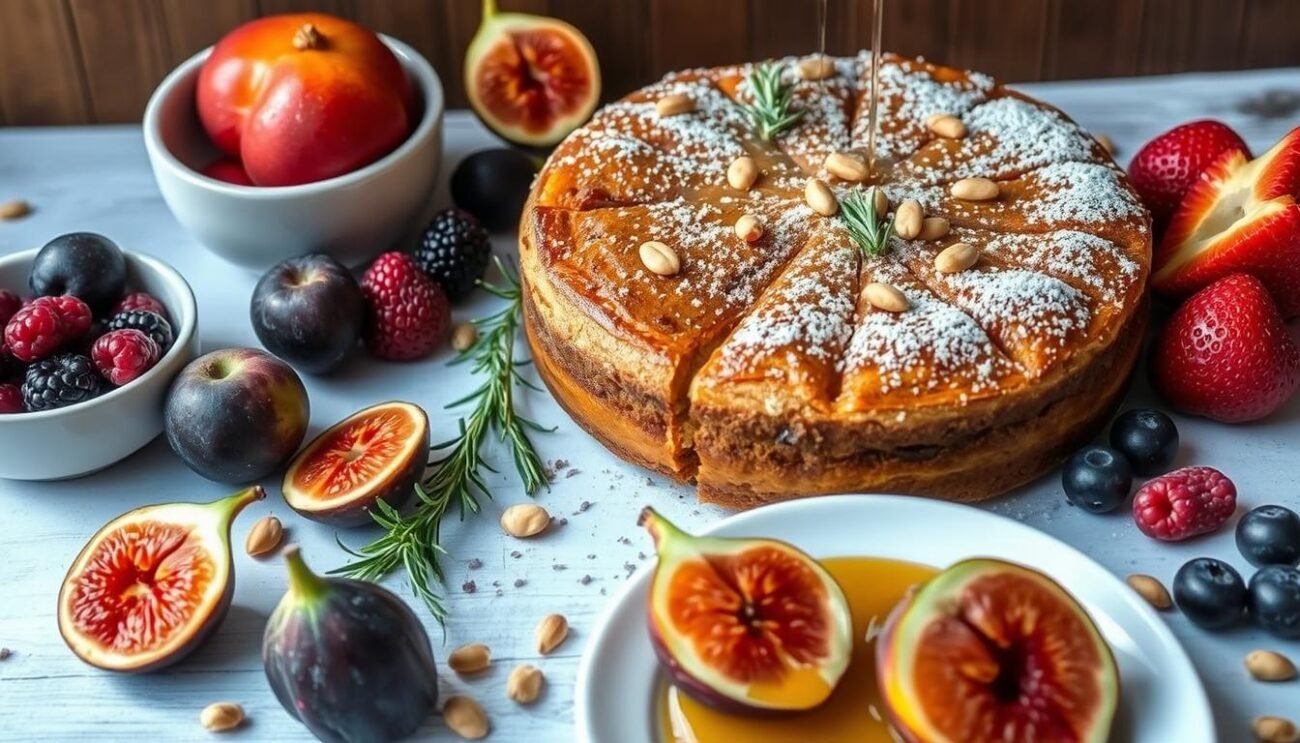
529, 51, 1151, 415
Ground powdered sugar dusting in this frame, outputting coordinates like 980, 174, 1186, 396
855, 55, 995, 162
976, 230, 1141, 303
842, 261, 1013, 397
901, 95, 1099, 183
710, 224, 858, 381
1021, 162, 1146, 227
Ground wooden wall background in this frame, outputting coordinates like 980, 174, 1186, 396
0, 0, 1297, 126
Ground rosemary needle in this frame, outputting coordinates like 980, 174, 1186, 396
738, 61, 805, 141
333, 257, 551, 623
840, 187, 896, 258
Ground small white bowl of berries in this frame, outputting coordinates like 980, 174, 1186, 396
0, 233, 199, 480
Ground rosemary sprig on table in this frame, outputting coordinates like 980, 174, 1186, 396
840, 188, 896, 257
738, 62, 804, 141
333, 257, 550, 623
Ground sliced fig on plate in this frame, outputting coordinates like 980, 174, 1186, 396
639, 507, 853, 713
264, 546, 438, 742
464, 0, 601, 148
282, 401, 429, 527
876, 558, 1119, 743
57, 486, 265, 672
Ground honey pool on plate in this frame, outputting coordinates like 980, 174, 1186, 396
657, 556, 936, 742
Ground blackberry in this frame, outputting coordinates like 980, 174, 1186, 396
413, 209, 491, 302
22, 353, 104, 411
107, 310, 173, 352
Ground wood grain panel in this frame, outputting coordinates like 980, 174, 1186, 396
67, 0, 170, 123
256, 0, 353, 17
944, 0, 1049, 82
1240, 0, 1300, 69
1044, 0, 1143, 80
2, 0, 1298, 126
649, 0, 749, 71
352, 0, 454, 104
0, 0, 89, 124
1139, 0, 1248, 75
750, 0, 819, 61
159, 0, 259, 68
551, 0, 650, 102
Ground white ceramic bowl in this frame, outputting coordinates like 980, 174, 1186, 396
0, 248, 199, 480
577, 495, 1214, 743
143, 37, 445, 270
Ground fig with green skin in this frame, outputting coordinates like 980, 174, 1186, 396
876, 558, 1119, 743
57, 486, 265, 672
464, 0, 601, 148
264, 547, 438, 743
281, 401, 429, 527
640, 507, 852, 714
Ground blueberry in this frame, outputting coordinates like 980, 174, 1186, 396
1236, 505, 1300, 568
1062, 445, 1132, 513
28, 232, 126, 315
1173, 557, 1247, 629
1248, 565, 1300, 638
1108, 408, 1179, 476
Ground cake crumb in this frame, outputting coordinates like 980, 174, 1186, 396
623, 562, 638, 577
566, 468, 581, 478
466, 558, 483, 570
514, 578, 527, 588
510, 550, 523, 559
462, 580, 477, 594
579, 575, 593, 585
553, 563, 568, 571
0, 648, 10, 661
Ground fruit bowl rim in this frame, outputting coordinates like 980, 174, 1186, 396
0, 246, 198, 424
142, 34, 445, 199
574, 493, 1215, 743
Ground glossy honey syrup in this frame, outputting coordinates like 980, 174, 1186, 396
657, 557, 937, 743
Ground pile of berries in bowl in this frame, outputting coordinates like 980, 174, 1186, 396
0, 233, 198, 480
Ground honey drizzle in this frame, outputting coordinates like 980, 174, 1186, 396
865, 0, 885, 174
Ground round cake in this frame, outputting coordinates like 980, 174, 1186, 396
520, 52, 1151, 508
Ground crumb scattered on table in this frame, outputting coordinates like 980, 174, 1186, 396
514, 578, 527, 588
467, 558, 482, 570
462, 580, 477, 594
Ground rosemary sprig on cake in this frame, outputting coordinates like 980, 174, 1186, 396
334, 258, 551, 622
840, 187, 896, 257
738, 62, 805, 141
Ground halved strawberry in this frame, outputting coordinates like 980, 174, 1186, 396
1152, 128, 1300, 317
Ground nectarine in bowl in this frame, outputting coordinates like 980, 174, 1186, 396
143, 35, 444, 271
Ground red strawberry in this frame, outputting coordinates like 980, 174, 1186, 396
361, 252, 450, 361
1151, 273, 1300, 422
1152, 127, 1300, 316
1132, 466, 1236, 541
1129, 120, 1249, 231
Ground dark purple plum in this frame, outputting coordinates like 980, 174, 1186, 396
29, 232, 126, 314
164, 348, 309, 483
250, 254, 364, 374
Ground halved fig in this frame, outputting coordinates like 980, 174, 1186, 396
464, 0, 601, 148
57, 486, 265, 672
282, 401, 429, 527
876, 558, 1119, 743
639, 507, 853, 713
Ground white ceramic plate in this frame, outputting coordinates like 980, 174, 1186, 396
576, 495, 1214, 743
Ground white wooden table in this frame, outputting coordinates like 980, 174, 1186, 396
2, 67, 1300, 741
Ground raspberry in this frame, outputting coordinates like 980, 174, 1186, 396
91, 329, 160, 386
112, 292, 169, 321
4, 301, 65, 361
361, 251, 450, 360
44, 295, 93, 339
0, 290, 20, 327
21, 353, 104, 411
1133, 466, 1237, 541
106, 310, 173, 352
0, 383, 21, 413
414, 209, 492, 302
